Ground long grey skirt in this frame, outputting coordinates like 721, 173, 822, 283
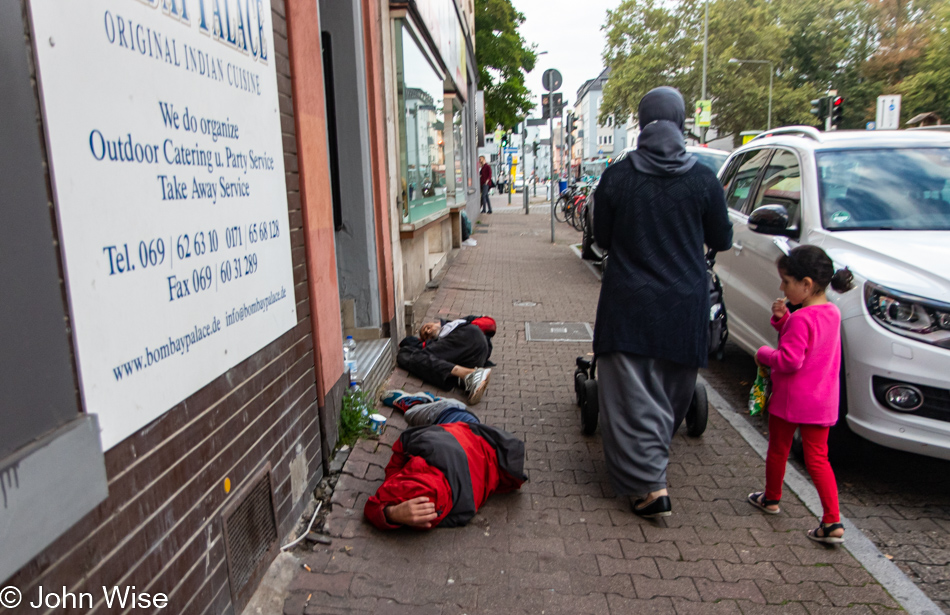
597, 352, 698, 496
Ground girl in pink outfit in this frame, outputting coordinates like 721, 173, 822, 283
746, 245, 854, 545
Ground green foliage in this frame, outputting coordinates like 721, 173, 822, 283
338, 388, 372, 448
600, 0, 950, 145
475, 0, 537, 130
897, 2, 950, 123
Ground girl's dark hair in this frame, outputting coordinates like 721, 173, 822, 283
777, 245, 854, 293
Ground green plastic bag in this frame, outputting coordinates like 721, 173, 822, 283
748, 366, 770, 416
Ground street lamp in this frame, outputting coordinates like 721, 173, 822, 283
729, 58, 774, 130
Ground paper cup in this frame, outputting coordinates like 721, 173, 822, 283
368, 413, 387, 436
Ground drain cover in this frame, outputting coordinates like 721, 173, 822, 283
513, 300, 538, 307
525, 322, 593, 342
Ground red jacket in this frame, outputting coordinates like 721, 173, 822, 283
364, 422, 526, 530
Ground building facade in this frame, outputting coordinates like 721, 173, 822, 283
389, 0, 480, 318
572, 66, 628, 177
0, 0, 479, 612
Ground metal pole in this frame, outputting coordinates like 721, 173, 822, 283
550, 94, 555, 244
825, 94, 832, 132
701, 0, 708, 144
507, 130, 512, 205
533, 141, 538, 196
523, 120, 528, 214
767, 63, 773, 130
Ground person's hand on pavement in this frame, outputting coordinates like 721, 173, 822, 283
384, 497, 438, 528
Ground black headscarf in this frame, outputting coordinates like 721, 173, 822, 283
629, 86, 697, 176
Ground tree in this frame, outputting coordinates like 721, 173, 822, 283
598, 0, 947, 142
897, 3, 950, 122
475, 0, 537, 130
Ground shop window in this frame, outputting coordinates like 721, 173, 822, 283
395, 22, 446, 223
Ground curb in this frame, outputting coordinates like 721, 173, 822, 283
701, 375, 944, 615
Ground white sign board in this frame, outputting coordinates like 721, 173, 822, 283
29, 0, 297, 449
876, 95, 902, 130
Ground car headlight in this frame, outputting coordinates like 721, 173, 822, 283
865, 282, 950, 349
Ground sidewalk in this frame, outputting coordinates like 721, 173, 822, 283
283, 194, 901, 614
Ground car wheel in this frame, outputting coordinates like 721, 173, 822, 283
581, 378, 599, 435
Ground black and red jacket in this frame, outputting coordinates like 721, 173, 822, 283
364, 423, 527, 530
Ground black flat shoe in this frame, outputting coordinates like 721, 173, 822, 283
632, 495, 672, 518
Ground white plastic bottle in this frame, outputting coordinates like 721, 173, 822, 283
349, 381, 369, 416
343, 336, 358, 378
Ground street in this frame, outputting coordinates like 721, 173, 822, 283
284, 194, 938, 614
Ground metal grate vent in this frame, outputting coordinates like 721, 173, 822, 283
222, 466, 278, 612
525, 321, 594, 342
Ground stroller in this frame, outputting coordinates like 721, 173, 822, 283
574, 249, 727, 436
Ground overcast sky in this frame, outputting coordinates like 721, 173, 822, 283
511, 0, 617, 116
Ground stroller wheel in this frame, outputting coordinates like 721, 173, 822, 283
686, 382, 708, 437
792, 428, 804, 461
581, 378, 599, 435
574, 369, 588, 406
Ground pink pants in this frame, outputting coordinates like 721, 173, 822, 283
765, 414, 840, 524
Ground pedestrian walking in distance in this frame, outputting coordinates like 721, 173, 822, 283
479, 155, 493, 214
747, 245, 854, 544
592, 86, 733, 518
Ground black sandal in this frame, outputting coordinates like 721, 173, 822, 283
807, 522, 845, 545
748, 492, 781, 515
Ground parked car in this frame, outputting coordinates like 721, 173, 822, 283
713, 126, 950, 459
581, 146, 730, 261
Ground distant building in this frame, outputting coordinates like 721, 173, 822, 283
572, 67, 628, 177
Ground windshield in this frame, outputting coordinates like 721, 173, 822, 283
817, 148, 950, 230
692, 150, 728, 173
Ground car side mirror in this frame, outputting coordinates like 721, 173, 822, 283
748, 204, 798, 238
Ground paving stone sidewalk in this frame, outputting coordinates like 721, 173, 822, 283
284, 195, 903, 615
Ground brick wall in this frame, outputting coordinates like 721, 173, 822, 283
3, 1, 325, 614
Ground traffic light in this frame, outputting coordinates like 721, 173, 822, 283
831, 96, 844, 128
500, 132, 508, 148
533, 141, 539, 155
540, 93, 564, 119
566, 113, 576, 134
810, 97, 828, 124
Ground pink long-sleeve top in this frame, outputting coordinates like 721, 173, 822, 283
755, 303, 842, 426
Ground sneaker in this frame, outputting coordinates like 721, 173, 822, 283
463, 368, 491, 404
380, 390, 436, 412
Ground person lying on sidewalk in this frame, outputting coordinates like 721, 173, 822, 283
364, 390, 526, 530
380, 389, 481, 426
396, 316, 496, 404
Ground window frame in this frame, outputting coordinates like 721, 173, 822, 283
721, 148, 773, 215
749, 146, 804, 227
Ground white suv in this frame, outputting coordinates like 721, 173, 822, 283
714, 127, 950, 459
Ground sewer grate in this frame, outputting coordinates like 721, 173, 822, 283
513, 300, 539, 307
525, 321, 593, 342
473, 229, 489, 234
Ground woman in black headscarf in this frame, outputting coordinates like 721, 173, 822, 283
592, 86, 732, 518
